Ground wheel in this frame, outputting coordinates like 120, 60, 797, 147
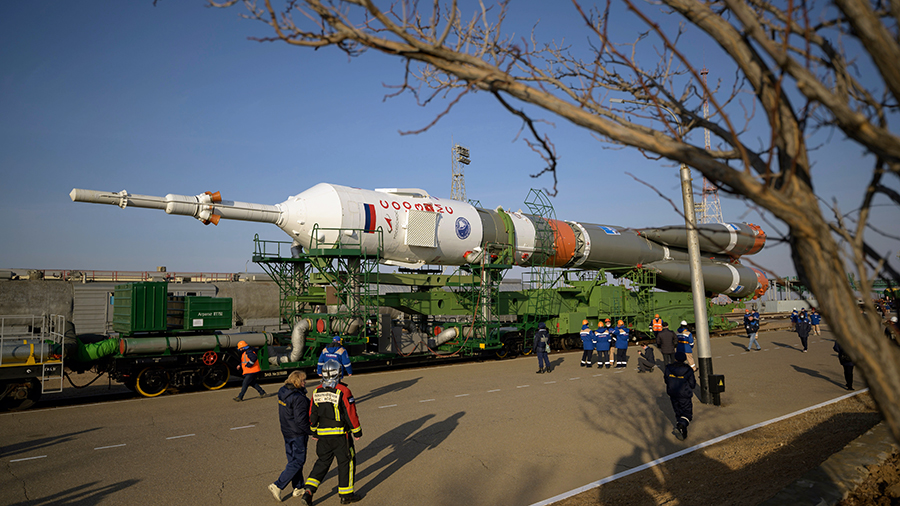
0, 379, 41, 411
135, 367, 169, 397
495, 346, 510, 359
202, 362, 230, 390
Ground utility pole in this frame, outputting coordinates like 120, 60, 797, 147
611, 98, 716, 404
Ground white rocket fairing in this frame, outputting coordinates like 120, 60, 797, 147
70, 183, 769, 299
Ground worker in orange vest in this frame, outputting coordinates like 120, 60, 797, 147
234, 340, 270, 402
651, 314, 664, 340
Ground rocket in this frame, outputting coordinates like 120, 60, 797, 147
70, 183, 769, 299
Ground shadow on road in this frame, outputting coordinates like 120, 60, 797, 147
9, 479, 140, 506
354, 377, 422, 404
0, 428, 102, 458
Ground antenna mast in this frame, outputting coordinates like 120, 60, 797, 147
451, 140, 470, 202
698, 68, 724, 224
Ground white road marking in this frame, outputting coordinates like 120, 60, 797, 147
379, 404, 397, 409
94, 444, 126, 450
166, 434, 195, 440
455, 394, 470, 398
516, 385, 530, 388
568, 377, 580, 381
487, 389, 501, 393
419, 399, 435, 403
10, 455, 46, 463
230, 425, 255, 430
544, 381, 556, 384
529, 389, 871, 506
592, 374, 603, 377
728, 354, 735, 357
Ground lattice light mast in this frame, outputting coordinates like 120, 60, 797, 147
451, 142, 470, 202
697, 68, 725, 224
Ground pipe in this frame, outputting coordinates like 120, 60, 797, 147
270, 318, 310, 365
430, 327, 460, 347
119, 332, 270, 356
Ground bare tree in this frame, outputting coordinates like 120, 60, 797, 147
212, 0, 900, 442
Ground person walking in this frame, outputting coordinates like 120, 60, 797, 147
676, 321, 696, 370
637, 343, 656, 373
300, 360, 363, 505
796, 310, 812, 352
744, 314, 761, 351
612, 320, 630, 368
268, 371, 314, 502
234, 340, 269, 402
810, 308, 822, 335
655, 321, 677, 366
594, 321, 612, 368
579, 320, 594, 367
317, 335, 353, 377
832, 342, 855, 390
664, 351, 696, 441
534, 322, 551, 373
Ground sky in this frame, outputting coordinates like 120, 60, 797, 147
1, 1, 897, 282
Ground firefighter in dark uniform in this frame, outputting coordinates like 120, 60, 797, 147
664, 351, 696, 441
300, 360, 362, 505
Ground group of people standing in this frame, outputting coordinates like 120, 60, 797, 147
578, 318, 632, 369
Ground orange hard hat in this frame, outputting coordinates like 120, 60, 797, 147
655, 314, 659, 318
617, 320, 624, 326
583, 319, 589, 325
237, 340, 248, 349
597, 322, 605, 327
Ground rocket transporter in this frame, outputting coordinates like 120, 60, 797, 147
70, 183, 768, 299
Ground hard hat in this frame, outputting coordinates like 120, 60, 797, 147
654, 314, 659, 318
604, 318, 611, 322
617, 320, 624, 326
892, 316, 898, 323
321, 359, 341, 388
680, 320, 688, 326
745, 308, 750, 312
583, 319, 589, 325
597, 322, 605, 327
237, 340, 248, 349
332, 335, 342, 342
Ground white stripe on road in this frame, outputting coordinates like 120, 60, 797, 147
568, 377, 580, 381
10, 455, 46, 463
166, 434, 195, 440
455, 394, 470, 398
487, 389, 501, 393
419, 399, 435, 403
528, 389, 871, 506
230, 425, 255, 430
94, 444, 126, 450
379, 404, 397, 409
544, 381, 556, 384
516, 385, 530, 388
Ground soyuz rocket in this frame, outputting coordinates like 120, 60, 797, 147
70, 183, 769, 299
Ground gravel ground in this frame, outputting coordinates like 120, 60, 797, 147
551, 392, 896, 506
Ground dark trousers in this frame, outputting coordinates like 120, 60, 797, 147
615, 348, 627, 367
842, 364, 855, 388
275, 435, 309, 489
597, 350, 610, 366
237, 372, 265, 399
638, 356, 654, 372
581, 349, 593, 365
799, 335, 809, 350
670, 396, 693, 425
536, 351, 549, 369
305, 434, 356, 496
662, 353, 676, 366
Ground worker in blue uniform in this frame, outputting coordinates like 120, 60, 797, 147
665, 351, 696, 441
317, 335, 353, 377
612, 319, 629, 368
580, 320, 594, 367
676, 321, 696, 370
534, 322, 552, 374
594, 321, 612, 369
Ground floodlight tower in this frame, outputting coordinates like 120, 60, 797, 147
451, 141, 470, 202
698, 68, 725, 224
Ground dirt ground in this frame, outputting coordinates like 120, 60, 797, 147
552, 392, 899, 506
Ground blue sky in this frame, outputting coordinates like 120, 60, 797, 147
1, 1, 896, 282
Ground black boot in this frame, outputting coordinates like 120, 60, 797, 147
535, 368, 544, 374
340, 493, 362, 504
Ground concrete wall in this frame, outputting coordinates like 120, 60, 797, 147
0, 280, 281, 331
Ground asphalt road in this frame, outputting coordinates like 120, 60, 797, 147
0, 326, 863, 506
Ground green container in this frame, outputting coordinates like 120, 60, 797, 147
113, 282, 168, 335
183, 297, 232, 331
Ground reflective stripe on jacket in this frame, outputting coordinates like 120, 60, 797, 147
241, 349, 261, 375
